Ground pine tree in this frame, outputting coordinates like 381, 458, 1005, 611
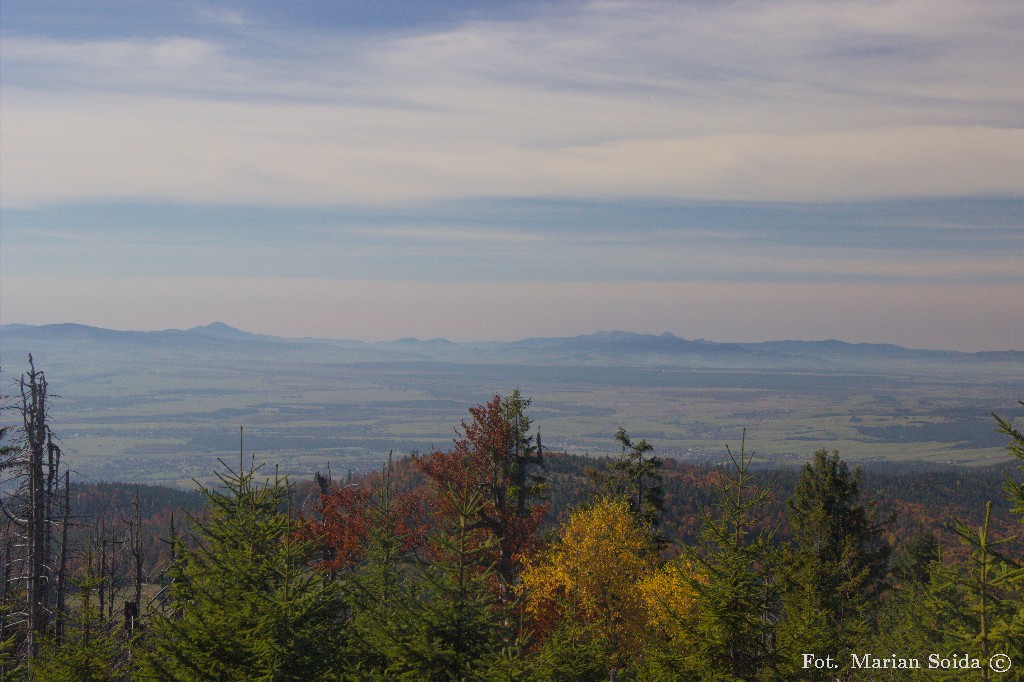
135, 453, 345, 681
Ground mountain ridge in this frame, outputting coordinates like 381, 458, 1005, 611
4, 321, 1019, 354
3, 322, 1021, 374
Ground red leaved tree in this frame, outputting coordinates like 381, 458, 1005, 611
300, 455, 429, 575
414, 390, 547, 600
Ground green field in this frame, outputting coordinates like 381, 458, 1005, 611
7, 346, 1018, 485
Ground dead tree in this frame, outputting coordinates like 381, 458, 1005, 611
128, 487, 143, 634
0, 356, 70, 662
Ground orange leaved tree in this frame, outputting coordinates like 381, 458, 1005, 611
414, 390, 547, 599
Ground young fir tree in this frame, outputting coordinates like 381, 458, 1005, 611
135, 453, 345, 682
865, 559, 967, 681
990, 401, 1024, 669
776, 449, 890, 679
946, 502, 1023, 681
995, 401, 1024, 518
361, 484, 508, 680
892, 528, 941, 585
679, 432, 780, 681
31, 538, 125, 682
334, 455, 431, 677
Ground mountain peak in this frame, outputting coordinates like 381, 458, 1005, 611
186, 322, 250, 336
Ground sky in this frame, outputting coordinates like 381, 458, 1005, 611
1, 1, 1022, 350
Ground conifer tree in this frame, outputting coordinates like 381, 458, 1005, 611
990, 401, 1024, 668
31, 538, 125, 682
866, 559, 965, 680
414, 391, 546, 601
588, 429, 664, 548
947, 502, 1022, 680
995, 400, 1024, 517
361, 484, 507, 680
777, 449, 890, 678
679, 433, 780, 681
892, 528, 941, 585
938, 403, 1024, 679
333, 455, 430, 676
869, 406, 1024, 681
136, 453, 344, 681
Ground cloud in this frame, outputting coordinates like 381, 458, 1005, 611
2, 1, 1022, 208
3, 88, 1020, 208
3, 197, 1018, 287
2, 37, 223, 83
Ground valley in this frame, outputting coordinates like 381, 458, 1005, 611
2, 323, 1020, 485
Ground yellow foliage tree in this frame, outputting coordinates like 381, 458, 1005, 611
638, 556, 700, 643
519, 497, 655, 668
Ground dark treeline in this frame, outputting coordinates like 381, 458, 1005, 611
543, 453, 1017, 550
2, 360, 1023, 680
35, 456, 1016, 577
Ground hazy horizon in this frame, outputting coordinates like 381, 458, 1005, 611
4, 318, 1024, 353
2, 2, 1022, 352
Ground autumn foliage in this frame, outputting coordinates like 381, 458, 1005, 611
299, 461, 429, 574
413, 391, 547, 593
519, 497, 657, 666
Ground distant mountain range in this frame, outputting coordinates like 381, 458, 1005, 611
2, 322, 1022, 375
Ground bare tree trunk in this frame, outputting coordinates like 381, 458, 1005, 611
1, 357, 68, 669
0, 530, 11, 643
22, 358, 50, 656
98, 517, 107, 620
132, 487, 143, 633
55, 471, 70, 644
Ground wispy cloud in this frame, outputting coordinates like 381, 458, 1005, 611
3, 1, 1022, 208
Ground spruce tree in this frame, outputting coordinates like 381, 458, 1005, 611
680, 433, 780, 681
414, 391, 546, 601
588, 428, 665, 548
991, 401, 1024, 670
777, 449, 890, 678
135, 454, 345, 681
948, 502, 1022, 680
359, 485, 507, 680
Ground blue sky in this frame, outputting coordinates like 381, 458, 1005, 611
1, 1, 1022, 350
